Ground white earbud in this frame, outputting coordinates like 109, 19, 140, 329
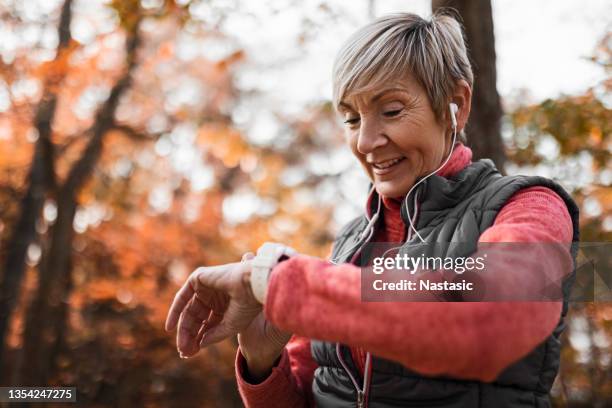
449, 103, 458, 130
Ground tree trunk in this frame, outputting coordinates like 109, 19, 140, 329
16, 21, 142, 386
432, 0, 506, 173
0, 0, 72, 379
15, 195, 76, 385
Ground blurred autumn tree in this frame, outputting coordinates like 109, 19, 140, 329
506, 32, 611, 407
0, 0, 341, 405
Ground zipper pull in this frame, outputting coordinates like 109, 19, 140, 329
357, 390, 364, 408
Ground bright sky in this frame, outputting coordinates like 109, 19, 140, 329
230, 0, 610, 114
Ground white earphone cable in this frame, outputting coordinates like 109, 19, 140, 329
331, 186, 381, 264
406, 123, 458, 243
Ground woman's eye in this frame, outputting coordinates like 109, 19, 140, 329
383, 109, 403, 117
344, 117, 360, 125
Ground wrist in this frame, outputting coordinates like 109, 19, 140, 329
250, 243, 296, 304
239, 334, 286, 370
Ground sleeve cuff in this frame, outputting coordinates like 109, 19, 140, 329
235, 346, 291, 396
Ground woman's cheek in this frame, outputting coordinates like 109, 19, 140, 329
347, 135, 371, 176
405, 151, 423, 178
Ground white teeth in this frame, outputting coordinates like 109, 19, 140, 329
374, 158, 403, 169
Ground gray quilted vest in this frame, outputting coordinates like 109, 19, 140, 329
311, 159, 580, 408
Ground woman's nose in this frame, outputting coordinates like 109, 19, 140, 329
356, 120, 388, 154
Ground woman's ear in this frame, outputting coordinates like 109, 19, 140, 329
450, 80, 472, 133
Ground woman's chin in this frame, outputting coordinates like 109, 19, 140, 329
374, 180, 411, 199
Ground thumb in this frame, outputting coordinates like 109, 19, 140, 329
242, 252, 255, 262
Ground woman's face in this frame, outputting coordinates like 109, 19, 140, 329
339, 76, 452, 199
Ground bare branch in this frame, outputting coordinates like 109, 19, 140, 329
112, 124, 162, 142
63, 19, 143, 196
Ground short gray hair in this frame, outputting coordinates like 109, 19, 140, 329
332, 11, 473, 142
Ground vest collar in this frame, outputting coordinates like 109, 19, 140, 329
364, 160, 501, 231
363, 143, 484, 227
398, 159, 500, 228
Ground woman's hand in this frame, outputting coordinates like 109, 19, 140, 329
165, 260, 261, 358
237, 253, 292, 382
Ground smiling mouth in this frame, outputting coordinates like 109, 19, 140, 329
372, 157, 405, 170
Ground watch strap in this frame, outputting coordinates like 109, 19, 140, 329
250, 243, 296, 304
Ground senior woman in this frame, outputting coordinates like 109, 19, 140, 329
166, 12, 579, 408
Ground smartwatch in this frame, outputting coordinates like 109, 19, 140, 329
250, 242, 297, 304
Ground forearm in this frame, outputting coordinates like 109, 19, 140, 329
265, 255, 565, 381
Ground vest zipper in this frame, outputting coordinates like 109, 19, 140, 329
336, 189, 421, 408
335, 209, 373, 407
357, 390, 364, 408
336, 343, 371, 408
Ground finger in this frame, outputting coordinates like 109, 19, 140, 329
241, 252, 255, 262
177, 297, 212, 355
165, 279, 195, 331
188, 296, 213, 322
177, 316, 201, 357
199, 320, 236, 348
195, 322, 206, 346
196, 310, 224, 345
196, 300, 226, 346
199, 299, 255, 348
195, 261, 249, 291
186, 292, 229, 354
